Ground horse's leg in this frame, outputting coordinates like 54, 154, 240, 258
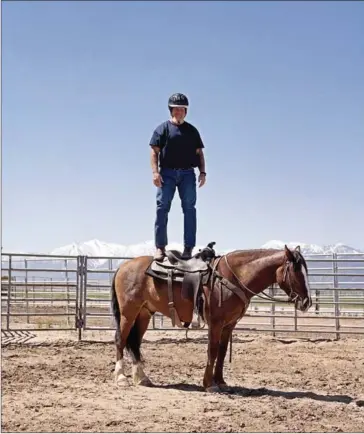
114, 327, 128, 386
131, 307, 153, 387
203, 320, 223, 393
114, 304, 142, 387
213, 322, 236, 390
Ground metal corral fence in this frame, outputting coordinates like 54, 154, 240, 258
1, 252, 364, 340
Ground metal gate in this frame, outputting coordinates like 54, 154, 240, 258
1, 253, 82, 339
2, 252, 364, 341
80, 253, 364, 339
81, 256, 116, 333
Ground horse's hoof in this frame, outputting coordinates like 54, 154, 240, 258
115, 376, 129, 387
206, 385, 221, 393
136, 377, 153, 387
191, 316, 201, 329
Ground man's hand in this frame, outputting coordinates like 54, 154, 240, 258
196, 148, 206, 188
198, 172, 206, 188
153, 172, 163, 188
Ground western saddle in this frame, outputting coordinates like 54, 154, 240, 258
145, 242, 217, 328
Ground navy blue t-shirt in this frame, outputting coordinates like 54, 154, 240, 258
149, 120, 204, 169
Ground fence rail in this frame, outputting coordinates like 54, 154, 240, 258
1, 252, 364, 340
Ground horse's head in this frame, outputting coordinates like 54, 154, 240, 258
276, 245, 312, 312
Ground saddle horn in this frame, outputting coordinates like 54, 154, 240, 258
197, 241, 216, 262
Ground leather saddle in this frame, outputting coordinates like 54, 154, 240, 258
145, 242, 217, 328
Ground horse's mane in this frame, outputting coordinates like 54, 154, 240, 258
226, 248, 281, 264
292, 249, 308, 271
226, 248, 308, 270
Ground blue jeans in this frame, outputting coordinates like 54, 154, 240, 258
155, 168, 197, 248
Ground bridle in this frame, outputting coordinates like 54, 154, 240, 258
215, 252, 302, 305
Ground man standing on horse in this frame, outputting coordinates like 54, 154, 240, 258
149, 93, 206, 261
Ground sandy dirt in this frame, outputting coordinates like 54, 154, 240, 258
2, 330, 364, 433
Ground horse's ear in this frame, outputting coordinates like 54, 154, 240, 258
284, 244, 295, 262
295, 245, 301, 253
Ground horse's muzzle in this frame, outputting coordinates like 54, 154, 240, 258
296, 296, 312, 312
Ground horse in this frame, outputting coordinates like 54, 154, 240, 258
110, 244, 312, 392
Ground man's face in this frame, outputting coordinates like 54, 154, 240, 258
171, 107, 186, 122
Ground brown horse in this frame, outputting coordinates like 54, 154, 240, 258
111, 244, 312, 392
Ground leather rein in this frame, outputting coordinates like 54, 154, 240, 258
209, 252, 301, 305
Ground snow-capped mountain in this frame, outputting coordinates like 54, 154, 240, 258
51, 239, 217, 258
260, 240, 363, 255
52, 238, 363, 257
2, 239, 363, 288
47, 238, 364, 269
3, 239, 362, 265
50, 239, 208, 268
51, 239, 133, 258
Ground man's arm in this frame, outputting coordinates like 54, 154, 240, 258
196, 148, 206, 174
150, 146, 163, 187
149, 123, 166, 173
194, 127, 206, 175
150, 146, 160, 174
196, 147, 206, 187
193, 126, 206, 187
149, 123, 166, 188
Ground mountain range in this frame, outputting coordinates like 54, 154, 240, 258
49, 238, 363, 261
2, 240, 363, 289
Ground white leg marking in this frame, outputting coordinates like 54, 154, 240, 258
114, 359, 129, 386
132, 361, 152, 386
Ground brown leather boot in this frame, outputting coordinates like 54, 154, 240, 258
154, 247, 166, 261
181, 246, 193, 260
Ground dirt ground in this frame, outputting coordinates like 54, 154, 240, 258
2, 330, 364, 433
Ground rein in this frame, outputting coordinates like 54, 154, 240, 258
210, 252, 300, 305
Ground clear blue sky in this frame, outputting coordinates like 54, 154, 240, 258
3, 1, 364, 253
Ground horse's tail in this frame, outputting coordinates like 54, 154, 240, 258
110, 267, 143, 363
110, 269, 120, 330
126, 315, 143, 363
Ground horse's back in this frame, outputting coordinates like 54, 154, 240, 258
114, 255, 154, 288
117, 255, 153, 270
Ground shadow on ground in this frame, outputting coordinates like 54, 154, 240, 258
156, 382, 355, 405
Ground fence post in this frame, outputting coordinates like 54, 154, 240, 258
294, 302, 298, 332
25, 259, 29, 324
50, 277, 54, 306
229, 332, 233, 363
315, 288, 320, 315
83, 256, 88, 332
65, 259, 70, 326
6, 255, 12, 330
270, 285, 276, 337
109, 259, 112, 284
333, 253, 340, 339
76, 256, 84, 341
76, 256, 79, 337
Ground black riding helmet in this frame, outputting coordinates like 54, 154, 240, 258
168, 93, 189, 113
